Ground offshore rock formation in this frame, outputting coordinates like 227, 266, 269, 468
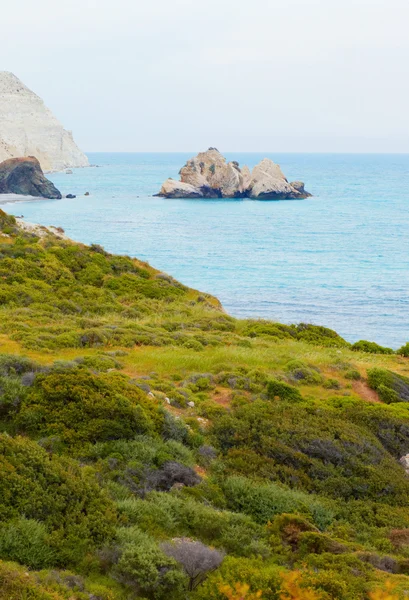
157, 148, 311, 200
0, 157, 62, 199
0, 72, 89, 172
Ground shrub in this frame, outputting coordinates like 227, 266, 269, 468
144, 461, 201, 493
297, 531, 348, 557
344, 369, 361, 380
211, 401, 409, 504
322, 378, 341, 390
352, 340, 394, 355
367, 368, 409, 403
116, 492, 268, 557
161, 539, 224, 590
0, 559, 79, 600
75, 354, 122, 372
266, 379, 302, 402
0, 518, 55, 569
194, 556, 282, 600
285, 361, 322, 385
222, 477, 333, 530
269, 513, 318, 550
16, 369, 162, 446
292, 323, 349, 347
0, 375, 28, 418
0, 354, 40, 376
113, 527, 186, 599
397, 342, 409, 357
0, 434, 116, 565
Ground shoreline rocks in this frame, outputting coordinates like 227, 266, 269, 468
156, 148, 311, 200
0, 156, 62, 199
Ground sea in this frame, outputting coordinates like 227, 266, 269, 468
6, 152, 409, 349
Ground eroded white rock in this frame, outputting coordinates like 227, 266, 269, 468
0, 72, 89, 172
157, 149, 311, 200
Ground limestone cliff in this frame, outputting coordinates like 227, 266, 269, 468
0, 72, 89, 172
157, 149, 311, 200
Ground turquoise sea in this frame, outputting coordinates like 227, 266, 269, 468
6, 152, 409, 349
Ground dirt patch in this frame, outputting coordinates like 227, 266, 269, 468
212, 388, 232, 407
353, 380, 381, 403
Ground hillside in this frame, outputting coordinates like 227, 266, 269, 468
0, 72, 88, 171
1, 209, 409, 599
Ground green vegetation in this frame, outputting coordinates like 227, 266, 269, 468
352, 341, 395, 355
1, 210, 409, 598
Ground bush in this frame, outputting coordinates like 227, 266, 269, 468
75, 354, 122, 372
285, 361, 323, 385
113, 527, 186, 599
352, 340, 394, 355
161, 539, 224, 590
222, 477, 333, 530
344, 369, 361, 380
0, 354, 41, 376
0, 434, 116, 565
266, 379, 302, 402
0, 518, 56, 569
15, 369, 162, 446
193, 556, 282, 600
397, 342, 409, 357
292, 323, 349, 347
269, 513, 318, 550
0, 375, 28, 418
367, 368, 409, 403
148, 461, 200, 490
211, 400, 409, 504
0, 559, 78, 600
116, 492, 269, 557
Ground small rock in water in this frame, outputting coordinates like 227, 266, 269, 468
84, 191, 90, 196
66, 170, 73, 174
66, 194, 76, 199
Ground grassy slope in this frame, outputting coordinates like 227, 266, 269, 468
1, 210, 409, 599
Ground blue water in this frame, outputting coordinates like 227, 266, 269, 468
6, 152, 409, 348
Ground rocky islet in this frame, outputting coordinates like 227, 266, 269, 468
157, 148, 311, 200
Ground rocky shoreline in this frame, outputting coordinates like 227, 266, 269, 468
157, 148, 312, 200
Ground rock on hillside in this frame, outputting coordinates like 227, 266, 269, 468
0, 157, 62, 199
157, 148, 311, 200
0, 72, 89, 172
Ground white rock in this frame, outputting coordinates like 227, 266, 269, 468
187, 401, 195, 408
179, 149, 246, 198
248, 159, 298, 199
165, 397, 171, 404
0, 72, 89, 172
148, 392, 155, 398
157, 149, 311, 200
157, 178, 204, 198
400, 454, 409, 474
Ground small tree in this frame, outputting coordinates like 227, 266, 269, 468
161, 539, 224, 591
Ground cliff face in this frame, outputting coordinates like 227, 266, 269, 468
0, 72, 89, 172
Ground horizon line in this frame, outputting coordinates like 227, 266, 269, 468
84, 150, 409, 155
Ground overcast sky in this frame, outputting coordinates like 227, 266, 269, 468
3, 0, 409, 152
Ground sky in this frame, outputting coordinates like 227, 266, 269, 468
2, 0, 409, 152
